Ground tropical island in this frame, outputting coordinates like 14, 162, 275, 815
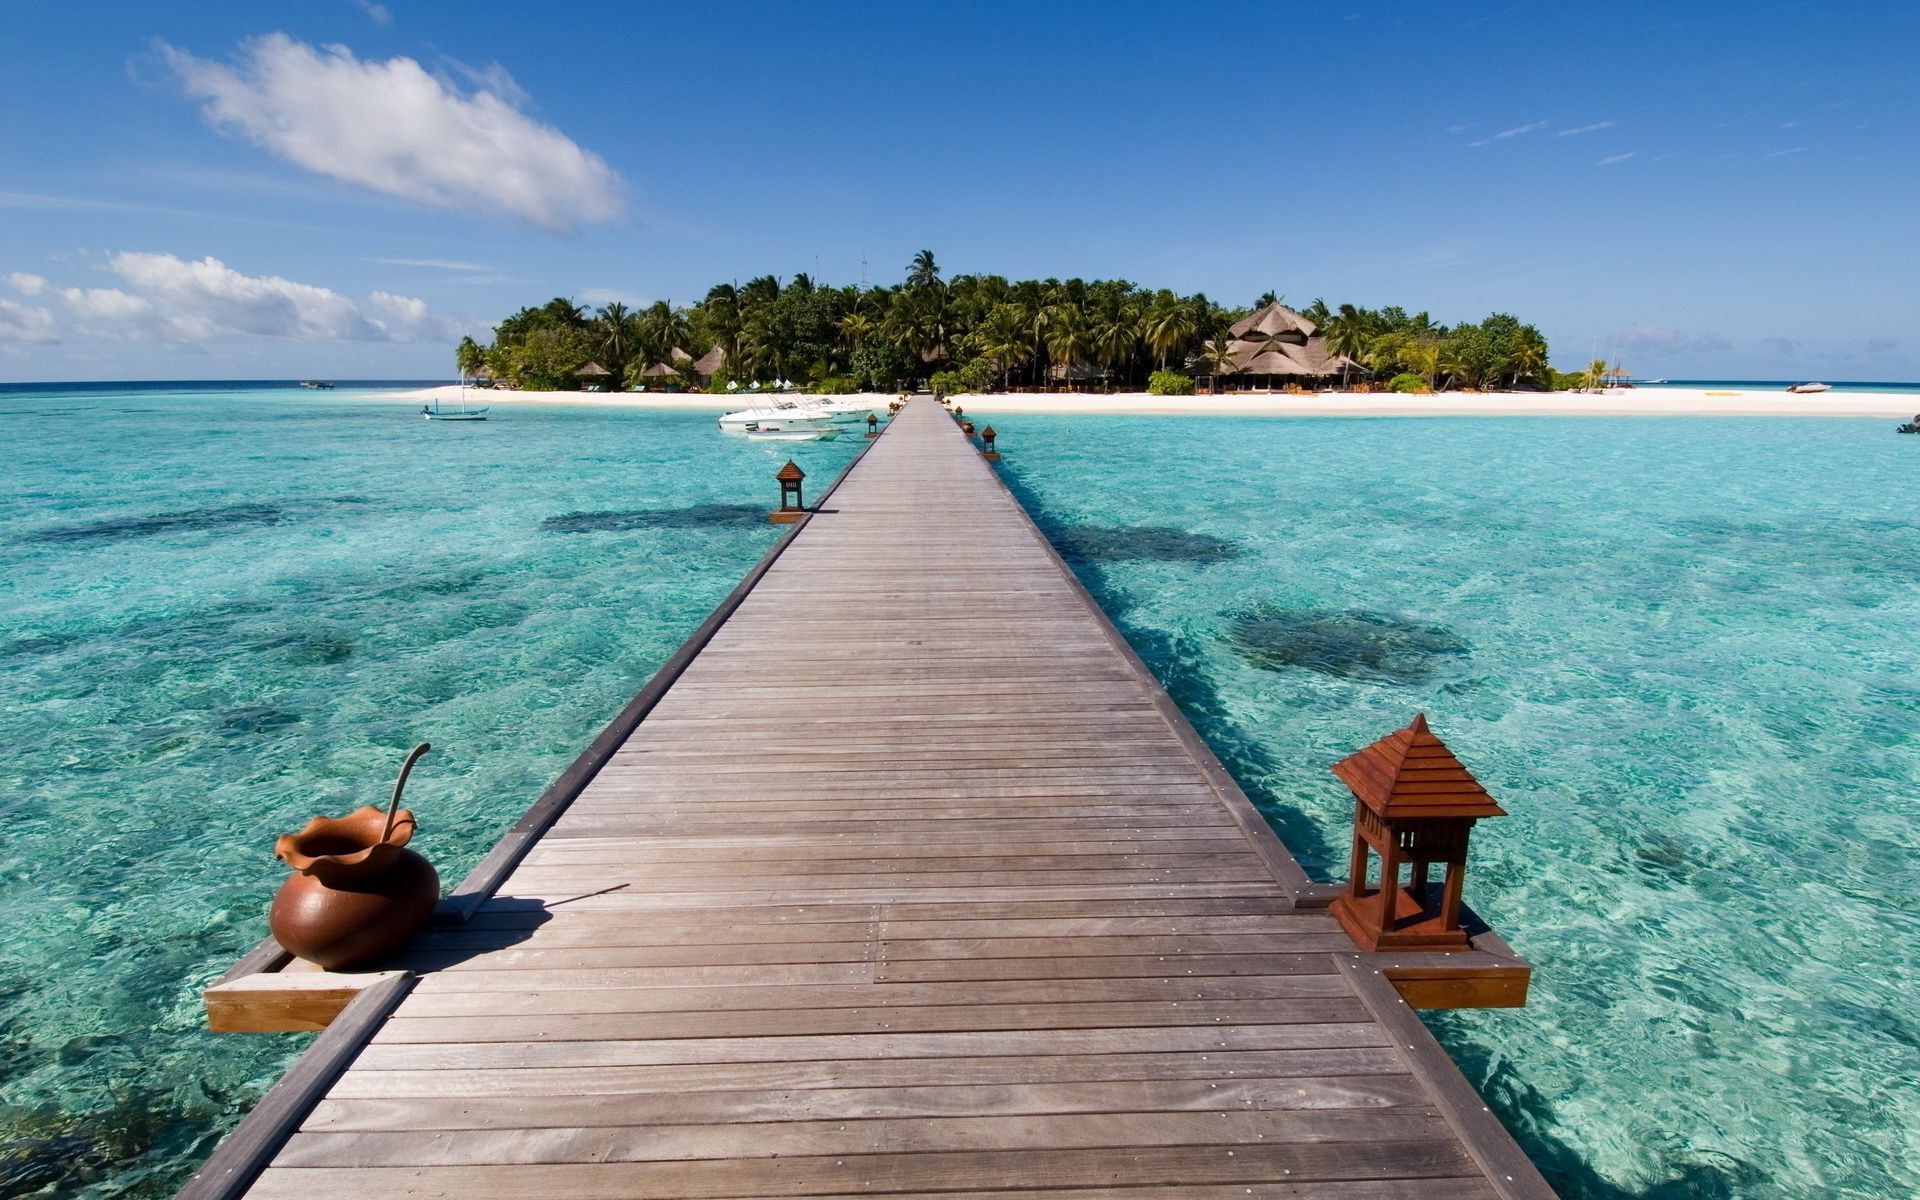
455, 250, 1578, 398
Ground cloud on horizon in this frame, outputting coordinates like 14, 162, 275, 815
2, 253, 457, 345
160, 34, 622, 232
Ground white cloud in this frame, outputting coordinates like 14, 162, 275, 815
5, 252, 456, 344
161, 34, 622, 232
1555, 121, 1616, 137
352, 0, 393, 25
1598, 152, 1638, 165
1496, 121, 1548, 138
0, 299, 58, 344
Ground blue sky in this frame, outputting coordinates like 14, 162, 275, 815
2, 1, 1914, 381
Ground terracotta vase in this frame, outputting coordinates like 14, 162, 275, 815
269, 805, 439, 970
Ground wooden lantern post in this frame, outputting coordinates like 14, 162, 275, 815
769, 460, 807, 524
866, 413, 880, 438
1328, 713, 1505, 952
980, 426, 998, 460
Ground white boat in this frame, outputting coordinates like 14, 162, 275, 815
718, 401, 836, 432
1787, 382, 1831, 394
805, 397, 880, 423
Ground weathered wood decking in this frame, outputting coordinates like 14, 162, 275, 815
195, 397, 1552, 1199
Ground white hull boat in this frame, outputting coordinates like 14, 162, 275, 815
718, 402, 838, 432
1786, 382, 1831, 394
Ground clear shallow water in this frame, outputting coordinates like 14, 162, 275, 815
0, 386, 858, 1197
988, 412, 1920, 1200
4, 394, 1917, 1200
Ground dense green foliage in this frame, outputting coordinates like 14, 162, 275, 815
466, 252, 1557, 393
1388, 372, 1430, 394
1147, 370, 1196, 396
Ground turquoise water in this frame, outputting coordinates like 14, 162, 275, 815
988, 412, 1920, 1200
0, 386, 859, 1197
3, 394, 1917, 1199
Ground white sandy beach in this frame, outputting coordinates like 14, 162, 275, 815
379, 383, 1920, 419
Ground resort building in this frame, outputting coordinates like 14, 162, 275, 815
1208, 301, 1357, 389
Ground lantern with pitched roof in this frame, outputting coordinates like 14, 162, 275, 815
1329, 713, 1505, 952
770, 460, 807, 524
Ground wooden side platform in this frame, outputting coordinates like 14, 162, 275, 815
185, 398, 1551, 1199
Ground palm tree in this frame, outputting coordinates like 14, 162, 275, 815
1584, 358, 1608, 393
1142, 296, 1196, 372
455, 335, 485, 381
1508, 330, 1548, 387
640, 301, 690, 363
906, 249, 940, 290
592, 302, 643, 379
837, 312, 874, 353
702, 284, 743, 371
1199, 334, 1236, 395
1091, 306, 1137, 391
973, 304, 1031, 390
1322, 304, 1370, 390
1404, 339, 1442, 390
1043, 302, 1088, 392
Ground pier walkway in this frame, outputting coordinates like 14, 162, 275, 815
200, 397, 1551, 1199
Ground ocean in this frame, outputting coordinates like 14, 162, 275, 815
2, 384, 1916, 1199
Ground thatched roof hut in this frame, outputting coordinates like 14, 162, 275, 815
575, 362, 612, 378
1217, 302, 1344, 385
692, 346, 726, 379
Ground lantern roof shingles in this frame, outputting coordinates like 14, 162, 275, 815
1332, 713, 1506, 820
776, 459, 805, 483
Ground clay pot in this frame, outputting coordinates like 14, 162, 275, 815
269, 805, 439, 970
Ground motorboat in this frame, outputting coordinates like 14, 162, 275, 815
1786, 382, 1832, 394
805, 397, 880, 423
299, 380, 334, 389
718, 401, 837, 432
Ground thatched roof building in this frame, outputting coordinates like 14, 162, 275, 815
1209, 302, 1357, 386
691, 346, 726, 380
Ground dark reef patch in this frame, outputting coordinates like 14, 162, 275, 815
1048, 523, 1242, 564
541, 504, 769, 533
23, 504, 290, 545
1225, 605, 1469, 684
216, 706, 301, 736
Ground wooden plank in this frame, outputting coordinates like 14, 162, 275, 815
245, 1141, 1481, 1198
325, 1047, 1416, 1098
205, 970, 408, 1034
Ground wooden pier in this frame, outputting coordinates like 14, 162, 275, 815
188, 397, 1549, 1199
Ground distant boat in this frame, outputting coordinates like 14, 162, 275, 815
299, 380, 334, 390
1787, 382, 1832, 394
423, 385, 489, 421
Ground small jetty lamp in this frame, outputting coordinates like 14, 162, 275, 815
1329, 713, 1505, 952
866, 413, 880, 438
980, 426, 999, 460
770, 459, 807, 524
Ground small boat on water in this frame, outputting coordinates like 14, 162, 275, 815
299, 380, 334, 390
423, 386, 489, 421
718, 402, 837, 433
1787, 382, 1832, 394
744, 425, 839, 442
